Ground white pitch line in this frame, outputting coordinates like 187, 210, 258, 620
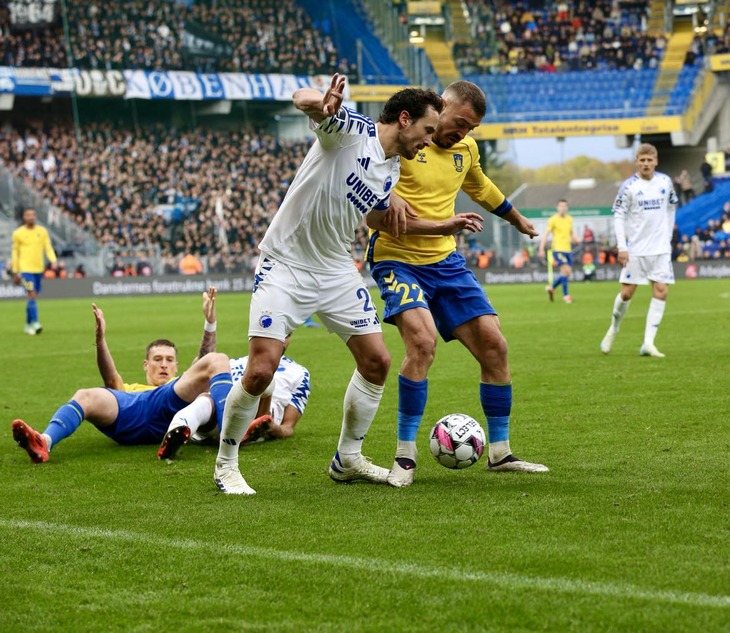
2, 519, 728, 609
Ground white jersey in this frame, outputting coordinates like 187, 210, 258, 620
258, 106, 400, 273
229, 355, 311, 425
612, 172, 679, 256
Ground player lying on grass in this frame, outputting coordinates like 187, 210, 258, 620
12, 289, 233, 463
158, 337, 311, 460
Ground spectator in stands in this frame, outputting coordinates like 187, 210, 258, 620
0, 122, 312, 274
476, 250, 492, 268
581, 252, 596, 281
179, 252, 203, 275
0, 0, 349, 76
724, 143, 730, 173
722, 206, 730, 233
582, 224, 596, 257
136, 254, 153, 277
700, 158, 714, 194
74, 264, 87, 278
676, 169, 695, 206
110, 258, 125, 277
456, 0, 658, 75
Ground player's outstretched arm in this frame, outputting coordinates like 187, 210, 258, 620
268, 406, 302, 440
502, 208, 538, 239
93, 303, 124, 390
293, 73, 346, 123
369, 207, 484, 236
193, 287, 217, 364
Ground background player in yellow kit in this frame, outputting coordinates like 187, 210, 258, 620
367, 80, 549, 488
11, 207, 57, 334
538, 199, 579, 303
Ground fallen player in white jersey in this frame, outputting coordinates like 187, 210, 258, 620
158, 353, 310, 460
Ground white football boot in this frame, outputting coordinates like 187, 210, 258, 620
639, 343, 665, 358
387, 457, 417, 488
487, 455, 549, 473
214, 463, 256, 495
600, 329, 616, 354
328, 452, 389, 484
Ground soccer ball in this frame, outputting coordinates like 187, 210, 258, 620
429, 413, 486, 469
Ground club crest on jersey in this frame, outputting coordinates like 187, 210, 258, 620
258, 312, 273, 329
453, 154, 464, 173
416, 151, 427, 163
383, 176, 392, 193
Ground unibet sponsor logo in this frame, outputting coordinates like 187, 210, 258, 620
346, 172, 382, 214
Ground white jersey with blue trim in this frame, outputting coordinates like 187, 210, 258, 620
258, 106, 401, 273
229, 355, 311, 425
612, 172, 679, 256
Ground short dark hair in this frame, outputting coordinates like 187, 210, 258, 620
145, 339, 177, 359
557, 199, 568, 205
378, 88, 443, 124
443, 81, 487, 119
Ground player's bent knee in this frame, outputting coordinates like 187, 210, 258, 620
408, 335, 437, 364
360, 350, 391, 383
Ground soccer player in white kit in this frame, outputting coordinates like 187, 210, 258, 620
158, 353, 311, 458
600, 143, 679, 358
214, 73, 443, 494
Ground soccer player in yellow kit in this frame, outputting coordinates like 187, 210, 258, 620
367, 81, 549, 487
12, 207, 57, 334
538, 199, 579, 303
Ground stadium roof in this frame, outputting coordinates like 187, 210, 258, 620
509, 181, 622, 209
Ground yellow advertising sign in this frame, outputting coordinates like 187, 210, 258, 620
349, 84, 412, 102
709, 53, 730, 72
407, 1, 442, 14
471, 116, 683, 140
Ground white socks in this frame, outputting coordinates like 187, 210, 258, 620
336, 370, 384, 464
489, 440, 511, 464
216, 380, 260, 466
609, 293, 631, 333
396, 440, 417, 460
644, 298, 666, 346
169, 396, 213, 435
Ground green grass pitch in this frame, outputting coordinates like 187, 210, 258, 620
1, 279, 728, 632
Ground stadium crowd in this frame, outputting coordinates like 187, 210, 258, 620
0, 122, 311, 274
0, 0, 355, 78
454, 0, 663, 75
672, 202, 730, 262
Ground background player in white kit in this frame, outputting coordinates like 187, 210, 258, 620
158, 350, 311, 459
214, 73, 443, 494
600, 143, 679, 358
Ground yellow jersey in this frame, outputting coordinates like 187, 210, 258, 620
12, 224, 57, 274
368, 135, 511, 265
545, 214, 574, 253
123, 383, 157, 393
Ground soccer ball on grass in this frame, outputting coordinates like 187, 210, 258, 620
429, 413, 486, 469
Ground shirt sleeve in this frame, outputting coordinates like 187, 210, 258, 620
667, 176, 680, 208
460, 141, 512, 216
311, 106, 376, 151
613, 180, 630, 251
288, 366, 311, 415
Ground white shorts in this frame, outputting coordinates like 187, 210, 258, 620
619, 253, 674, 285
248, 256, 382, 342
